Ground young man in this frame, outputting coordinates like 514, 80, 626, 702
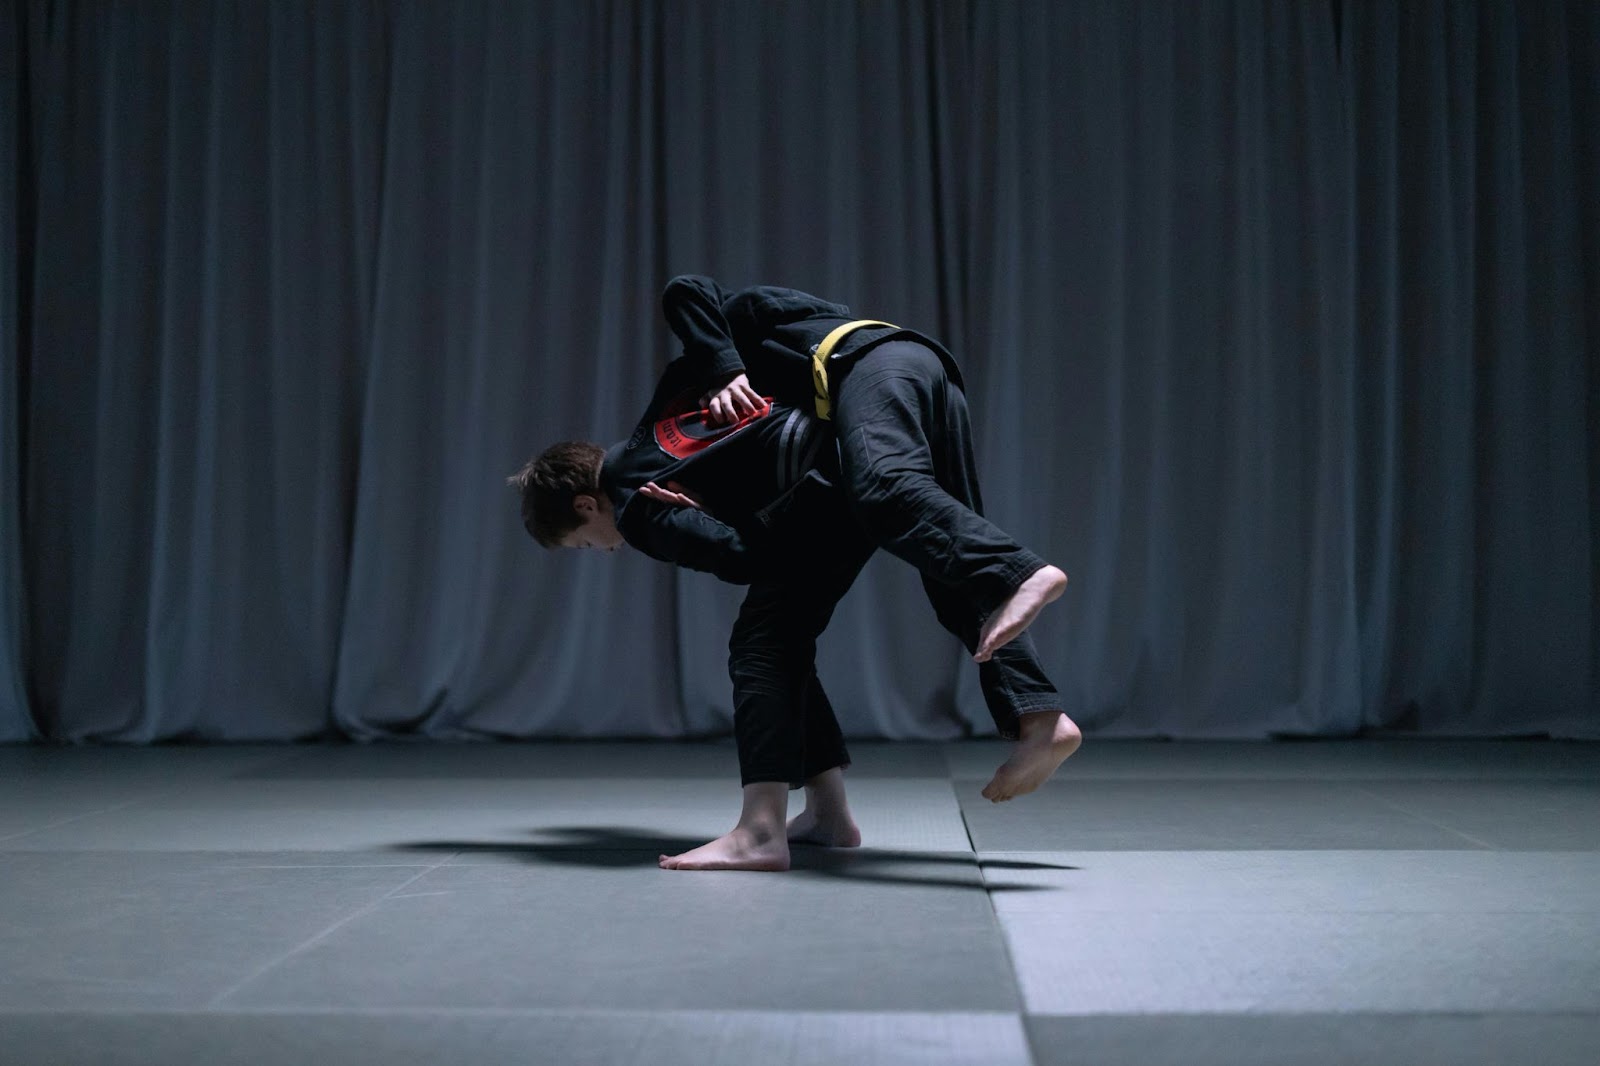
511, 361, 879, 871
511, 277, 1082, 871
661, 275, 1080, 800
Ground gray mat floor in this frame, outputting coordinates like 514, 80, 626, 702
1, 738, 1597, 1064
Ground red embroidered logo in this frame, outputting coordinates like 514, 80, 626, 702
654, 387, 772, 459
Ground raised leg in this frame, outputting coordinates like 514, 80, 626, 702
834, 341, 1065, 651
980, 709, 1083, 802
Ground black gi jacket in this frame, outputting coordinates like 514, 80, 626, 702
602, 275, 958, 584
600, 360, 834, 585
659, 274, 963, 407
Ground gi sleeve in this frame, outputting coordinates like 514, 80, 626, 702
722, 284, 854, 343
618, 496, 761, 585
661, 275, 746, 383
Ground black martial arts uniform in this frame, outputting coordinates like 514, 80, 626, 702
660, 274, 1062, 740
600, 355, 874, 788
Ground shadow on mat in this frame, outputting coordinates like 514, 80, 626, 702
394, 826, 1076, 891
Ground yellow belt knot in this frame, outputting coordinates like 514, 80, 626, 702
811, 320, 897, 419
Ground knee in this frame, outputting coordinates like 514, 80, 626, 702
851, 460, 948, 513
728, 632, 811, 687
846, 470, 916, 526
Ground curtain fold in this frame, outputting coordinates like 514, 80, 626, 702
1, 0, 32, 738
3, 0, 1595, 742
1344, 0, 1599, 736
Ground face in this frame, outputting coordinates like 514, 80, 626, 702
559, 495, 624, 552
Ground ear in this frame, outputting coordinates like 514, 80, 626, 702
573, 494, 599, 518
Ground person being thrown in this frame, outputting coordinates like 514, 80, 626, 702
661, 275, 1079, 789
508, 276, 1081, 872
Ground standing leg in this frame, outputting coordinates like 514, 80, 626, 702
659, 505, 875, 870
657, 781, 790, 872
799, 669, 850, 782
787, 669, 863, 847
658, 578, 799, 872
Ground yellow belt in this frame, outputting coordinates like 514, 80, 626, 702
811, 319, 897, 419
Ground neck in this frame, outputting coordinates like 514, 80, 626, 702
591, 454, 612, 509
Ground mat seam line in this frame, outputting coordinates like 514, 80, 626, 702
956, 779, 1037, 1066
1352, 785, 1500, 850
202, 851, 459, 1009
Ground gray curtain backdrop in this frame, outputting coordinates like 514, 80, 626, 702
2, 0, 1596, 743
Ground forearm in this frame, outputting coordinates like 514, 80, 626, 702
661, 275, 745, 382
623, 499, 761, 585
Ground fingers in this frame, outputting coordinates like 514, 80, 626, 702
708, 391, 752, 425
660, 488, 702, 509
711, 386, 758, 424
699, 371, 745, 410
638, 481, 703, 510
700, 376, 764, 426
664, 480, 704, 508
732, 382, 762, 416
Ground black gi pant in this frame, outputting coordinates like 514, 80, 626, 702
729, 339, 1062, 786
729, 480, 875, 788
832, 340, 1062, 741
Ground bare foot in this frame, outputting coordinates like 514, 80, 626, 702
659, 825, 790, 871
786, 808, 863, 848
975, 565, 1068, 662
981, 713, 1082, 802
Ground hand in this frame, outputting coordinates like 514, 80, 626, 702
638, 480, 705, 510
698, 372, 762, 426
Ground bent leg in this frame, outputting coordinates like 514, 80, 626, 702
921, 560, 1082, 803
833, 341, 1050, 616
921, 573, 1060, 740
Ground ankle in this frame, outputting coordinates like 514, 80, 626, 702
802, 775, 849, 815
1016, 710, 1058, 737
1018, 710, 1080, 746
738, 817, 786, 842
802, 800, 851, 823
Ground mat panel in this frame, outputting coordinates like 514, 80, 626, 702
0, 1010, 1032, 1066
958, 779, 1479, 851
1000, 909, 1600, 1014
1026, 1013, 1600, 1066
216, 860, 1020, 1012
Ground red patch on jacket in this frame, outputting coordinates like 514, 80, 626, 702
654, 387, 772, 459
